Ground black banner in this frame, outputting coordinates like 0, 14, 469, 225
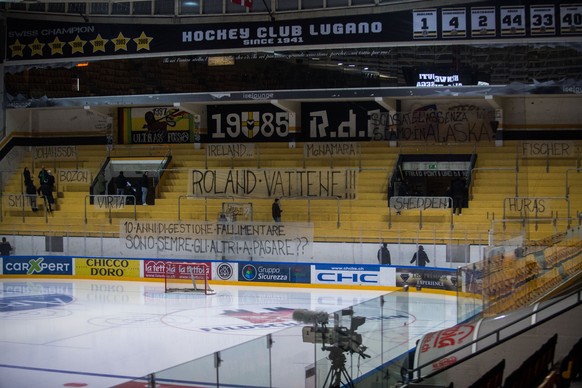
207, 104, 292, 142
6, 2, 579, 63
6, 13, 405, 63
299, 101, 389, 142
396, 268, 457, 291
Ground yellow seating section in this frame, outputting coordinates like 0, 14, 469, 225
1, 141, 581, 246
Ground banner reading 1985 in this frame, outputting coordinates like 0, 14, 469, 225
207, 104, 293, 142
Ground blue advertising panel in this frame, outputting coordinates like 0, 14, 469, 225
311, 263, 395, 286
239, 263, 310, 283
3, 256, 73, 276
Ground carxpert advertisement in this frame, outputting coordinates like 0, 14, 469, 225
2, 257, 73, 276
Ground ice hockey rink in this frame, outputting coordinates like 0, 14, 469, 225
0, 279, 465, 388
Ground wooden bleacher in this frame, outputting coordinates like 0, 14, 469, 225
1, 141, 581, 245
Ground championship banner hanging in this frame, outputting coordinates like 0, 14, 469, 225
6, 2, 578, 63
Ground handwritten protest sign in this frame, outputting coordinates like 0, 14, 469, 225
120, 220, 313, 260
188, 168, 357, 199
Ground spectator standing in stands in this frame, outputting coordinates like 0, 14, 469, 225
23, 167, 32, 187
46, 170, 55, 192
26, 178, 38, 212
38, 179, 55, 212
272, 198, 282, 222
38, 165, 48, 185
377, 242, 391, 265
451, 176, 466, 216
140, 171, 149, 205
115, 171, 128, 195
0, 237, 12, 256
93, 171, 107, 195
410, 245, 430, 267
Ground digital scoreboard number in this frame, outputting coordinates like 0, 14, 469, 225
471, 7, 497, 37
413, 9, 437, 39
500, 6, 526, 36
441, 8, 467, 38
560, 5, 582, 35
530, 5, 556, 35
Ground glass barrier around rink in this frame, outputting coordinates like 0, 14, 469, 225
120, 291, 482, 388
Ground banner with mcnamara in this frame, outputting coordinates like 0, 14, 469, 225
120, 219, 314, 261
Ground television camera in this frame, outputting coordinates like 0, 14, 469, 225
292, 308, 370, 388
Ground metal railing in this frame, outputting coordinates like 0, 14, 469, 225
388, 196, 454, 230
84, 194, 137, 224
502, 196, 570, 229
469, 167, 518, 200
177, 195, 236, 222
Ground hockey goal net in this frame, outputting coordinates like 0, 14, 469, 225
164, 261, 216, 295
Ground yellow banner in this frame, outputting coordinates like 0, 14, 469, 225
75, 258, 141, 278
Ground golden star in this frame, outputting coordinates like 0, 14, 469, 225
69, 35, 87, 54
113, 32, 129, 52
9, 39, 24, 58
29, 38, 45, 57
48, 37, 65, 55
90, 34, 108, 53
133, 31, 153, 51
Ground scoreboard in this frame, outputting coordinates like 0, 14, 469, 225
413, 4, 581, 39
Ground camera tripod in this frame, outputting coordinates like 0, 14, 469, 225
322, 346, 354, 388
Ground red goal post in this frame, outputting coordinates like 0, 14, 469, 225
164, 261, 216, 295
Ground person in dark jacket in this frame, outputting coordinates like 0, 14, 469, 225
0, 237, 12, 256
23, 167, 32, 187
410, 245, 430, 267
38, 181, 55, 212
115, 171, 128, 195
450, 177, 466, 216
272, 198, 282, 222
377, 242, 391, 265
140, 171, 149, 205
26, 179, 38, 211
